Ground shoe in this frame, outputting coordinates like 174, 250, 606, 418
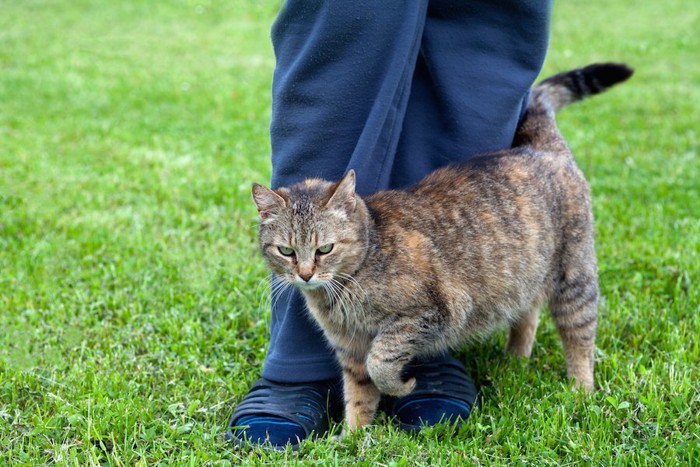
381, 357, 477, 432
225, 378, 343, 450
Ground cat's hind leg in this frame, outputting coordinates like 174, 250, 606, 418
505, 309, 540, 358
549, 270, 598, 392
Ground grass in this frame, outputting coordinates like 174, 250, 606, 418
0, 0, 698, 464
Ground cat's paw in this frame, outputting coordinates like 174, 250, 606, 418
374, 375, 416, 397
366, 355, 416, 396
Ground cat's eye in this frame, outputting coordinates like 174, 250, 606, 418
278, 246, 295, 256
317, 244, 334, 255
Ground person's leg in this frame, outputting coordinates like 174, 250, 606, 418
390, 0, 552, 188
263, 0, 551, 385
269, 1, 430, 196
383, 0, 552, 429
265, 0, 430, 382
229, 0, 430, 448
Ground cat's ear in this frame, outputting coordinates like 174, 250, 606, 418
326, 169, 357, 216
252, 183, 286, 224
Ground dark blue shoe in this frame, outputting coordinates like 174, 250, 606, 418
226, 378, 343, 450
382, 358, 477, 432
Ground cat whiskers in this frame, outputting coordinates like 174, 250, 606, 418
321, 279, 347, 323
254, 276, 274, 311
270, 276, 295, 313
321, 279, 356, 344
339, 273, 371, 341
255, 275, 295, 313
323, 273, 368, 341
337, 272, 368, 306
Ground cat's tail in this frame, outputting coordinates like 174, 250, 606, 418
516, 63, 633, 149
533, 62, 633, 113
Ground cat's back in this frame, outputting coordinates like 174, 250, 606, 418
361, 147, 590, 314
366, 147, 581, 235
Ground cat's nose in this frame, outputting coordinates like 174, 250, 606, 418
298, 272, 314, 282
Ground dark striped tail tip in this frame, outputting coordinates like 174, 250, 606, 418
582, 63, 634, 92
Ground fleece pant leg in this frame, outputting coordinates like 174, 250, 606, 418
262, 0, 551, 382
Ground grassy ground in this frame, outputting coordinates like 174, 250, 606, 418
1, 0, 698, 464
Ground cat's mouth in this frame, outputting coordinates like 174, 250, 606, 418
293, 277, 325, 291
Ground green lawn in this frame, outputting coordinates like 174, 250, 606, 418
1, 0, 698, 464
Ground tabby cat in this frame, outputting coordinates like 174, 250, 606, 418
252, 63, 633, 431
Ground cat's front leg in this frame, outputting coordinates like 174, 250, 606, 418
365, 315, 439, 397
337, 351, 381, 433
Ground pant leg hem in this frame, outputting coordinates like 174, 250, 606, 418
262, 355, 341, 383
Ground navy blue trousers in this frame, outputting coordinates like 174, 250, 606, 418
262, 0, 552, 382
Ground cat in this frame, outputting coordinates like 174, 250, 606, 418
251, 63, 633, 431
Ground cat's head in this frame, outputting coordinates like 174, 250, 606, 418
252, 170, 369, 292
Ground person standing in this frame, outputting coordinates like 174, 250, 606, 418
227, 0, 552, 449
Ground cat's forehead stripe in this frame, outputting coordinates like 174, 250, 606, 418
287, 179, 334, 215
292, 200, 314, 215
